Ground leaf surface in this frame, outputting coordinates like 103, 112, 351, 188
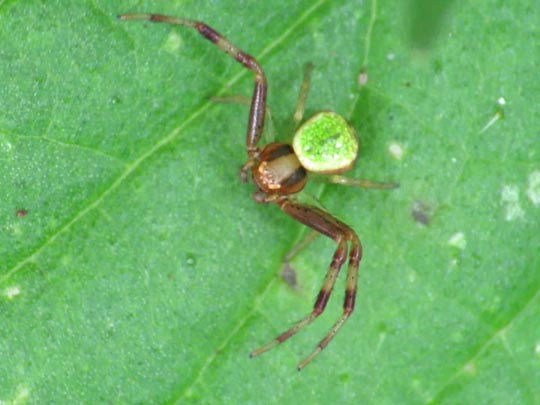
1, 0, 539, 403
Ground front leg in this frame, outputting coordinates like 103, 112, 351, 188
250, 197, 362, 370
118, 14, 268, 179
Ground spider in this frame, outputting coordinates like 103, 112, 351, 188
118, 13, 397, 370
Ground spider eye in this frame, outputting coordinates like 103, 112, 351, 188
292, 111, 359, 174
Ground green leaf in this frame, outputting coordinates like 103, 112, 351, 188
1, 0, 539, 403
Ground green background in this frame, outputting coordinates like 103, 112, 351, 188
1, 0, 539, 403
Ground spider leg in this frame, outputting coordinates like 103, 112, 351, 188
325, 174, 399, 189
292, 63, 313, 129
283, 230, 319, 263
250, 198, 362, 370
118, 13, 267, 179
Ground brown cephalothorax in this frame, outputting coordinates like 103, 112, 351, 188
252, 143, 307, 195
119, 13, 397, 370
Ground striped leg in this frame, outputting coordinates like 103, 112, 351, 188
250, 198, 362, 370
118, 14, 268, 178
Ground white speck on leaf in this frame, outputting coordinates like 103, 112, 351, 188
526, 170, 540, 206
4, 286, 21, 300
501, 185, 525, 221
448, 232, 466, 250
388, 142, 404, 160
358, 71, 368, 86
463, 362, 476, 375
0, 139, 13, 152
480, 112, 502, 133
164, 31, 183, 53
